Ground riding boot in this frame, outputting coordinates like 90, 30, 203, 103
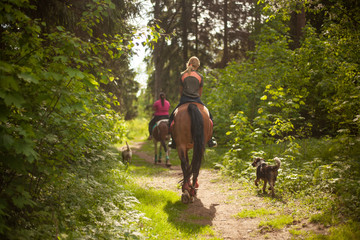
207, 137, 217, 147
147, 135, 152, 140
168, 137, 176, 149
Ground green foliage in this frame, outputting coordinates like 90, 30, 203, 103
205, 0, 359, 145
122, 118, 149, 142
0, 0, 163, 238
203, 1, 360, 230
219, 134, 360, 220
5, 148, 144, 239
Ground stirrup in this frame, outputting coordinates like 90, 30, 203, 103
168, 139, 176, 149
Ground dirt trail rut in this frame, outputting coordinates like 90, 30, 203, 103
130, 142, 326, 240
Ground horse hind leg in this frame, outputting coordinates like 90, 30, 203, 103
179, 149, 190, 192
179, 150, 195, 204
190, 170, 199, 197
161, 140, 171, 167
158, 139, 166, 163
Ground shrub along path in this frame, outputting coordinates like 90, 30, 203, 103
129, 141, 328, 239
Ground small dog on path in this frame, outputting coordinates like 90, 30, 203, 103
122, 142, 132, 164
252, 157, 281, 197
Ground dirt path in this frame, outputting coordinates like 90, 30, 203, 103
130, 142, 326, 240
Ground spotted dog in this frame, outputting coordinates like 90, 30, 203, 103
252, 157, 281, 197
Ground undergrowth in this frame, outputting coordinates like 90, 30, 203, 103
4, 146, 144, 239
121, 117, 149, 143
220, 136, 360, 239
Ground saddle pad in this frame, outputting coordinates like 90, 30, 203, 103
152, 119, 169, 132
156, 119, 169, 125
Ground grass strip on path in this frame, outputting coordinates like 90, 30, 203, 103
124, 154, 221, 240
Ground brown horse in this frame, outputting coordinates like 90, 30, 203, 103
152, 119, 171, 167
171, 102, 213, 204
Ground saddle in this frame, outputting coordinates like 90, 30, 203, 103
169, 103, 213, 133
152, 119, 169, 132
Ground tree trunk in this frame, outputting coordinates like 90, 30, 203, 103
290, 5, 306, 49
195, 0, 198, 55
250, 0, 262, 51
153, 0, 162, 101
181, 0, 189, 62
221, 0, 229, 67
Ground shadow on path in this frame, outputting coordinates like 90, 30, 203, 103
164, 197, 218, 233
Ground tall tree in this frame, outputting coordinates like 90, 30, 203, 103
146, 0, 262, 104
289, 3, 306, 49
181, 0, 190, 61
221, 0, 229, 67
153, 0, 162, 101
27, 0, 141, 118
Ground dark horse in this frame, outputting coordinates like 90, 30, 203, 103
152, 119, 171, 167
171, 102, 213, 204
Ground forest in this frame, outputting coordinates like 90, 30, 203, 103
0, 0, 359, 239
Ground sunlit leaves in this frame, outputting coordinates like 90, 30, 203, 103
0, 0, 140, 237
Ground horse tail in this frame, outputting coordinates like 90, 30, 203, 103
187, 103, 204, 182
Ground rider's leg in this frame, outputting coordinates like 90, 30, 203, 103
207, 112, 217, 147
168, 103, 182, 149
167, 111, 177, 149
148, 117, 155, 140
148, 116, 160, 140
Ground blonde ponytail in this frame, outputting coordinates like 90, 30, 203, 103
182, 56, 200, 74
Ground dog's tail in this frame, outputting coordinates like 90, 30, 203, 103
274, 157, 281, 169
126, 141, 131, 152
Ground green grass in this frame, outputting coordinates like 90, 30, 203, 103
129, 154, 169, 176
234, 208, 276, 219
310, 212, 339, 226
259, 215, 294, 230
306, 221, 360, 240
129, 185, 219, 239
289, 228, 310, 238
125, 155, 221, 239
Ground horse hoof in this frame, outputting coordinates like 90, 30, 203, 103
190, 196, 195, 203
181, 190, 190, 204
158, 159, 162, 163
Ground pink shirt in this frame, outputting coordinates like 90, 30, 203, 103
153, 99, 170, 116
